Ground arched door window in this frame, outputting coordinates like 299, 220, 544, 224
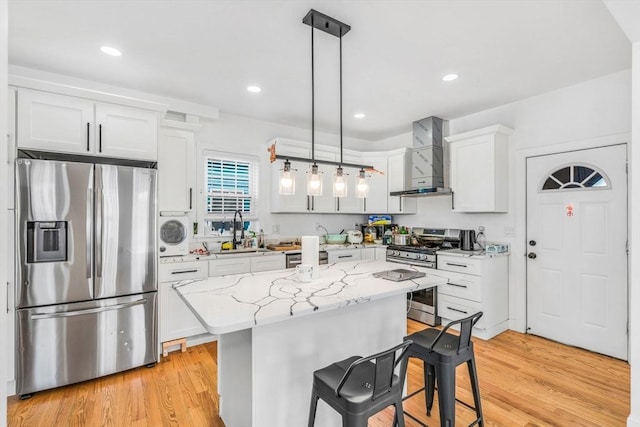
541, 164, 609, 191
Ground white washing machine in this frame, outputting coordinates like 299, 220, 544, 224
158, 215, 190, 256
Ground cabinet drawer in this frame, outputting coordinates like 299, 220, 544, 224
159, 261, 208, 282
209, 257, 251, 277
437, 255, 482, 275
438, 294, 482, 325
439, 275, 482, 302
328, 249, 362, 263
250, 254, 285, 272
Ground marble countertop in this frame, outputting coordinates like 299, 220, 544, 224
160, 244, 386, 263
173, 259, 451, 335
436, 248, 510, 258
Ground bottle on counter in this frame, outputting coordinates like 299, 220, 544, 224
258, 229, 265, 248
383, 229, 393, 245
363, 221, 377, 243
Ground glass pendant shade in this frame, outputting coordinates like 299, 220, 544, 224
278, 160, 296, 195
307, 164, 323, 196
333, 166, 348, 197
355, 169, 369, 198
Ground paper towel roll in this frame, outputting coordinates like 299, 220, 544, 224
301, 235, 319, 279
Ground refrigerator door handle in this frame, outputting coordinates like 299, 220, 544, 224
95, 187, 103, 279
86, 187, 93, 279
30, 299, 147, 320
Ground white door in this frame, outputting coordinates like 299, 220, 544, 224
526, 144, 627, 359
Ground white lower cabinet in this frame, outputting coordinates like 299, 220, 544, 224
250, 254, 286, 272
209, 257, 252, 277
436, 253, 508, 340
361, 247, 375, 260
374, 247, 387, 260
159, 261, 210, 346
328, 249, 362, 264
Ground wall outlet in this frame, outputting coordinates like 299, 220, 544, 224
504, 226, 515, 237
272, 224, 280, 233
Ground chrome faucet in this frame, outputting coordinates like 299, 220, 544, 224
316, 224, 329, 238
232, 210, 244, 249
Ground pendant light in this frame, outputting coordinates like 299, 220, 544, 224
304, 9, 351, 197
278, 159, 296, 195
356, 168, 369, 198
333, 166, 347, 197
271, 12, 375, 194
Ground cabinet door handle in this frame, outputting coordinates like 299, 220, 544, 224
447, 306, 468, 315
312, 197, 315, 211
98, 124, 103, 152
189, 188, 193, 210
307, 196, 310, 211
448, 282, 468, 288
446, 262, 467, 268
338, 255, 353, 259
171, 269, 199, 275
86, 122, 90, 151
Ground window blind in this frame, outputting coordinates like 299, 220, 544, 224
205, 153, 258, 219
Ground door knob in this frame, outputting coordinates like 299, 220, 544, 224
529, 240, 536, 246
527, 252, 537, 259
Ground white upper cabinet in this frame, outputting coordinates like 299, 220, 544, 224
17, 88, 158, 161
17, 89, 94, 154
335, 152, 364, 214
446, 125, 513, 213
361, 152, 389, 214
95, 103, 158, 160
387, 148, 417, 214
158, 127, 196, 213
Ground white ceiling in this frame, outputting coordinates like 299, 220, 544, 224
8, 0, 631, 141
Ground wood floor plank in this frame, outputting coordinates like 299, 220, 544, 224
7, 320, 630, 426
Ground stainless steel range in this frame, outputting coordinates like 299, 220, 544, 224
386, 228, 460, 326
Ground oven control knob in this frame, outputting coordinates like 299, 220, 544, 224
418, 254, 426, 260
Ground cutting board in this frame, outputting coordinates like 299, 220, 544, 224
266, 244, 301, 251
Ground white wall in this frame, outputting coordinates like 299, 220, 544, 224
372, 70, 632, 333
1, 0, 8, 424
191, 112, 375, 244
628, 40, 640, 427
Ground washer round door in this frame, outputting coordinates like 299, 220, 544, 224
160, 219, 187, 245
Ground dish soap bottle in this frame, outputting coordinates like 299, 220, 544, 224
476, 226, 486, 250
364, 221, 377, 243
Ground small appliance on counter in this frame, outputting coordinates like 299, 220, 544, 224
346, 230, 363, 244
159, 214, 190, 256
459, 229, 476, 251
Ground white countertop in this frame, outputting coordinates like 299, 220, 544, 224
436, 248, 510, 258
159, 244, 386, 263
173, 259, 450, 335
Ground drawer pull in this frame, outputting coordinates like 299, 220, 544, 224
446, 262, 468, 268
448, 283, 468, 288
171, 269, 199, 275
338, 255, 353, 259
447, 306, 468, 315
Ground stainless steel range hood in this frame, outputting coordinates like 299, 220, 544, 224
389, 116, 453, 198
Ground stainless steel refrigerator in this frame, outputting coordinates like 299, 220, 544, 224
15, 158, 157, 396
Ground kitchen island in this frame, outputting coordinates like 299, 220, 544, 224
174, 259, 450, 427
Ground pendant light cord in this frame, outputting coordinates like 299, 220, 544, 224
311, 17, 315, 163
339, 30, 343, 165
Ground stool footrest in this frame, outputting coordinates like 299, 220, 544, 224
162, 338, 187, 358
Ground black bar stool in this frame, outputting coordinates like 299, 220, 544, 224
308, 340, 413, 427
403, 312, 484, 427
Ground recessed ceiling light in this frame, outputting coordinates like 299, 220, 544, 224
247, 85, 262, 93
100, 46, 122, 57
354, 113, 365, 119
442, 73, 459, 82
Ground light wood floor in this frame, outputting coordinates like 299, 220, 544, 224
8, 320, 630, 426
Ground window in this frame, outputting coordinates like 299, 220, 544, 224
541, 164, 609, 191
204, 151, 258, 219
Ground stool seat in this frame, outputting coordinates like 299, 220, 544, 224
404, 312, 484, 427
308, 341, 412, 427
